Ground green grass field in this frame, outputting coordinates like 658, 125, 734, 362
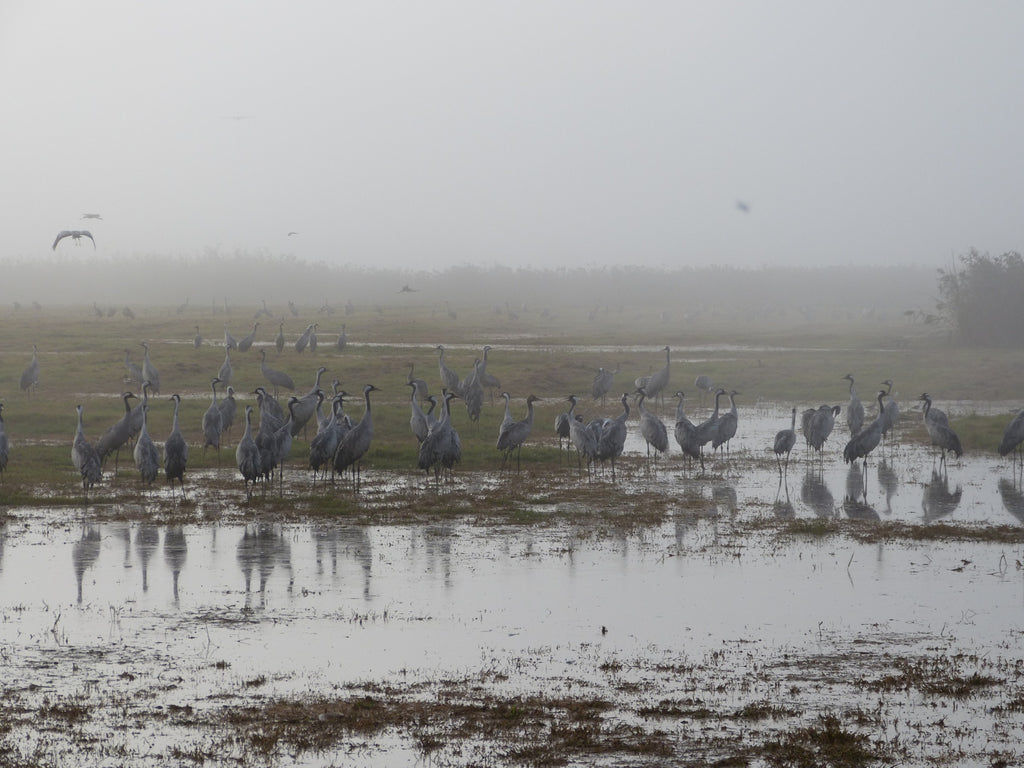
0, 297, 1021, 506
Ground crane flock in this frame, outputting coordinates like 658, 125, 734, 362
3, 324, 1021, 506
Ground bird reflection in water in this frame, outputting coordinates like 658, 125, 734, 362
72, 525, 102, 604
876, 459, 899, 515
712, 482, 737, 516
313, 524, 373, 599
237, 524, 293, 609
163, 526, 187, 603
997, 477, 1024, 525
136, 524, 160, 593
801, 467, 835, 519
921, 468, 962, 523
773, 476, 795, 519
844, 464, 880, 521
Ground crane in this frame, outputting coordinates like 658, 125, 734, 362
333, 384, 380, 488
712, 390, 740, 455
237, 321, 259, 353
20, 345, 39, 395
164, 394, 188, 499
920, 393, 963, 467
843, 390, 887, 469
202, 378, 223, 457
636, 388, 669, 463
999, 408, 1024, 468
336, 324, 347, 352
141, 342, 160, 394
773, 408, 797, 477
842, 374, 864, 435
236, 405, 261, 500
259, 349, 295, 395
418, 390, 461, 484
95, 391, 137, 474
672, 391, 703, 472
218, 348, 233, 387
436, 345, 462, 394
72, 404, 102, 494
218, 385, 237, 436
133, 404, 159, 486
594, 392, 630, 481
275, 322, 286, 354
53, 230, 95, 249
496, 394, 540, 472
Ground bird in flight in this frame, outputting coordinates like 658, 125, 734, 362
81, 213, 102, 220
287, 231, 299, 236
53, 230, 96, 250
735, 200, 751, 213
398, 285, 417, 293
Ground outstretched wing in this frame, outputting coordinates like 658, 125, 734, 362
52, 230, 71, 250
80, 230, 95, 248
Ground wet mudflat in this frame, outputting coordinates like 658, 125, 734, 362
2, 405, 1024, 766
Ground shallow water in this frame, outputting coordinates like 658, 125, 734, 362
3, 400, 1024, 764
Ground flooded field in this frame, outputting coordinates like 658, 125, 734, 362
3, 401, 1024, 766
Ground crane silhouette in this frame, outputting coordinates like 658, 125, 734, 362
53, 230, 95, 249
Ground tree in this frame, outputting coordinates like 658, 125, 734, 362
937, 250, 1024, 346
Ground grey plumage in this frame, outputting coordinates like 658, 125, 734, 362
880, 379, 900, 439
336, 324, 347, 352
640, 346, 671, 402
260, 349, 295, 395
218, 348, 233, 386
712, 390, 739, 454
96, 391, 137, 472
593, 392, 629, 481
295, 323, 315, 353
237, 322, 259, 353
224, 325, 238, 351
72, 404, 102, 493
53, 230, 95, 249
20, 345, 39, 394
436, 345, 462, 394
409, 382, 430, 444
334, 384, 379, 486
418, 390, 461, 483
565, 395, 597, 476
695, 388, 725, 463
842, 374, 864, 435
202, 378, 223, 454
999, 409, 1024, 463
591, 366, 617, 404
773, 407, 798, 476
140, 342, 160, 394
496, 394, 540, 472
694, 375, 714, 408
127, 381, 151, 442
920, 393, 963, 465
133, 404, 159, 486
193, 326, 203, 349
673, 391, 703, 470
843, 391, 887, 466
463, 358, 485, 422
309, 393, 345, 483
123, 348, 143, 386
275, 322, 286, 354
407, 362, 429, 401
164, 394, 188, 497
806, 404, 841, 455
636, 388, 669, 459
218, 385, 237, 435
236, 405, 261, 500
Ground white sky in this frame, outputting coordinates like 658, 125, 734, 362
2, 1, 1022, 270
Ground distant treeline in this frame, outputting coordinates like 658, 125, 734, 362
0, 250, 936, 323
938, 249, 1024, 346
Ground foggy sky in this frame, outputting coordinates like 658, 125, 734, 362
2, 1, 1023, 270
